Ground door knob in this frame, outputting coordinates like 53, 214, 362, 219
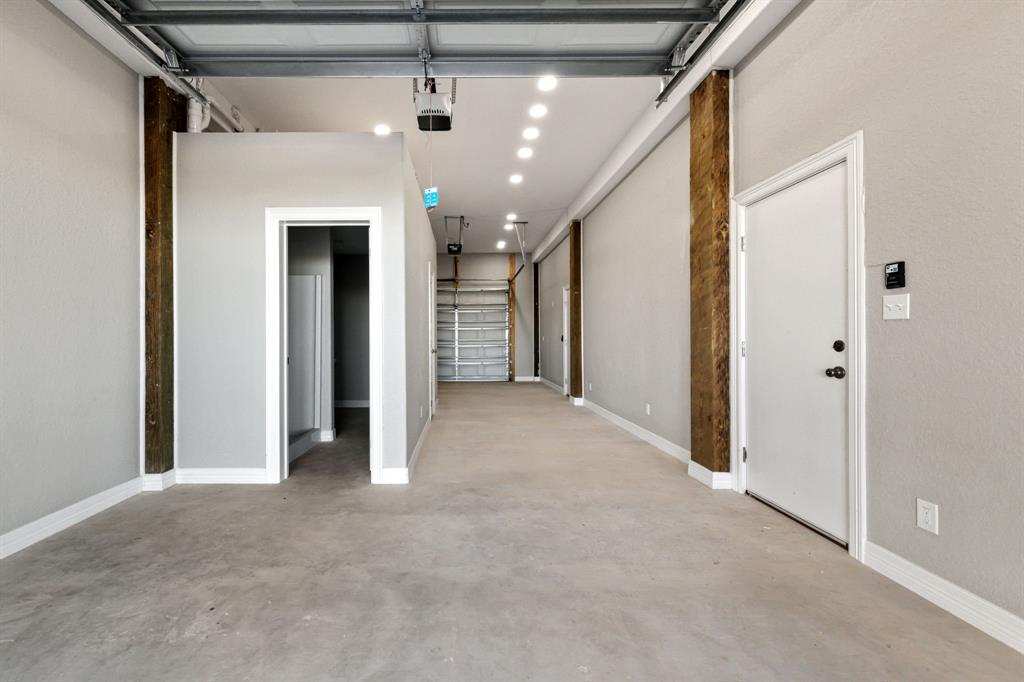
825, 366, 846, 379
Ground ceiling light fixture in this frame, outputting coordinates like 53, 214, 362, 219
528, 104, 548, 119
509, 174, 523, 185
373, 123, 391, 136
517, 147, 534, 159
537, 76, 558, 92
504, 223, 514, 231
496, 240, 507, 249
522, 127, 539, 140
506, 213, 517, 221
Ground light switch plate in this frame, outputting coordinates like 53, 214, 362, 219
883, 293, 910, 320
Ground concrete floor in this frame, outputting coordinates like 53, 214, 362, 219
1, 384, 1021, 681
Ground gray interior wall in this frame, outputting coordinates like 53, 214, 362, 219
403, 151, 437, 461
333, 254, 370, 403
582, 120, 691, 448
176, 133, 409, 470
287, 226, 333, 433
436, 253, 534, 377
0, 0, 141, 534
537, 238, 570, 389
734, 0, 1024, 616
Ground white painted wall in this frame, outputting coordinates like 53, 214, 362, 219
0, 0, 140, 534
403, 150, 437, 461
176, 133, 411, 470
733, 0, 1024, 617
287, 227, 333, 434
537, 238, 570, 389
582, 120, 691, 448
436, 253, 534, 376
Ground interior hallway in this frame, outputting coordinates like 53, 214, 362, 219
0, 383, 1020, 681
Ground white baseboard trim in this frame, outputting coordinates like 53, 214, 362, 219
373, 467, 409, 485
408, 417, 432, 481
315, 429, 335, 443
0, 477, 143, 559
335, 399, 370, 408
175, 468, 270, 484
514, 376, 540, 383
864, 541, 1024, 653
142, 469, 177, 492
539, 377, 565, 395
583, 399, 690, 464
687, 460, 733, 490
570, 396, 585, 406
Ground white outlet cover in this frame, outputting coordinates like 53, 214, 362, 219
883, 293, 910, 320
916, 498, 939, 534
644, 403, 651, 415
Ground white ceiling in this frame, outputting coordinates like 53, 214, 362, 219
210, 76, 661, 253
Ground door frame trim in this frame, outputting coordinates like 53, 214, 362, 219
265, 207, 384, 485
732, 132, 866, 562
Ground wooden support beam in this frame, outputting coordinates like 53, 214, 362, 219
569, 220, 583, 398
533, 263, 540, 377
508, 254, 516, 381
689, 70, 731, 473
144, 78, 186, 474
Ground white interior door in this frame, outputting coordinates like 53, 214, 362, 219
744, 162, 850, 543
288, 274, 321, 437
561, 287, 570, 395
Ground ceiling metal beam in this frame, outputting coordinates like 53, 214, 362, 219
123, 8, 719, 27
185, 53, 670, 78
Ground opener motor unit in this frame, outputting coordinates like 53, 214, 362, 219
415, 91, 452, 131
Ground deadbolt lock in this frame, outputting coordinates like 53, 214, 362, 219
833, 340, 846, 352
825, 366, 846, 379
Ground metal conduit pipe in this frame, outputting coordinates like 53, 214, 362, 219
78, 0, 207, 105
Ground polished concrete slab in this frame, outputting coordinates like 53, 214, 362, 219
1, 383, 1021, 680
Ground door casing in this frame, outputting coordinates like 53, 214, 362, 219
265, 207, 384, 485
732, 132, 866, 561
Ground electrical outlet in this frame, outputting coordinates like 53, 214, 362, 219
419, 404, 424, 419
588, 382, 593, 391
916, 498, 939, 534
644, 403, 651, 416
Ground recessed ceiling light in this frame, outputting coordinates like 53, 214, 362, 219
373, 123, 391, 136
509, 174, 523, 185
496, 240, 507, 249
522, 127, 539, 140
503, 223, 514, 231
528, 104, 548, 119
517, 147, 534, 159
537, 76, 558, 92
506, 213, 517, 221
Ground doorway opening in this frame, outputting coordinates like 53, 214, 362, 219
329, 224, 372, 475
733, 133, 866, 560
265, 207, 384, 484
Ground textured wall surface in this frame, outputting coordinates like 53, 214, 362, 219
404, 152, 437, 462
734, 0, 1024, 615
537, 238, 570, 389
177, 133, 411, 469
0, 0, 140, 533
582, 120, 691, 449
